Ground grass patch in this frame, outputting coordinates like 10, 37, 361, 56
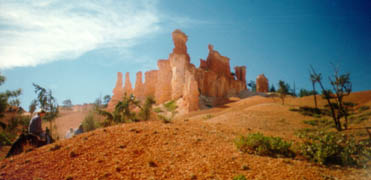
235, 133, 294, 158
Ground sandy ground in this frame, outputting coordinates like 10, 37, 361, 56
1, 91, 370, 180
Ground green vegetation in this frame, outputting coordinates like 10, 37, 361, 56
277, 80, 289, 105
154, 100, 178, 123
298, 89, 317, 97
247, 80, 256, 92
297, 130, 371, 167
97, 95, 156, 127
138, 96, 156, 121
233, 174, 247, 180
235, 133, 293, 158
310, 65, 352, 131
62, 99, 73, 110
269, 84, 276, 92
32, 83, 59, 138
82, 112, 101, 132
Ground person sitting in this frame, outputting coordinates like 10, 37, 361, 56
65, 128, 74, 139
28, 109, 46, 140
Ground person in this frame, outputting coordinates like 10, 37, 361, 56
74, 123, 84, 136
28, 109, 46, 139
65, 128, 74, 139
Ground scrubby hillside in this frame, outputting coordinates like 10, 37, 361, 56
1, 91, 370, 180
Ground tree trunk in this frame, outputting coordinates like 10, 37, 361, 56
317, 81, 342, 131
312, 82, 318, 109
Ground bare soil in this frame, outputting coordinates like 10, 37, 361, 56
1, 91, 370, 180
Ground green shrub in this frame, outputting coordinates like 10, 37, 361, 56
0, 132, 11, 146
155, 100, 178, 123
235, 133, 293, 157
82, 112, 100, 132
298, 130, 371, 167
233, 174, 247, 180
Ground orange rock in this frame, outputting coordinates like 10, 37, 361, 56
172, 29, 190, 61
205, 44, 232, 78
234, 66, 246, 83
134, 72, 145, 100
123, 72, 133, 95
256, 74, 269, 93
155, 60, 172, 104
107, 72, 124, 112
108, 29, 247, 112
144, 70, 158, 97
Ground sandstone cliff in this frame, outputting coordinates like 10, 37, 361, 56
108, 29, 247, 113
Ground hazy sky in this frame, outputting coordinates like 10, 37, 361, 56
1, 0, 370, 109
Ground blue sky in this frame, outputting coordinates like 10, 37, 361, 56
0, 0, 370, 109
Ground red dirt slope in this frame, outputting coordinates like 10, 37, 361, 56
0, 91, 370, 180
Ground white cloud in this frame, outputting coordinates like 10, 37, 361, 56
0, 0, 161, 69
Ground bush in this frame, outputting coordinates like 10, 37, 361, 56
233, 174, 247, 180
0, 132, 11, 146
298, 130, 371, 167
82, 112, 100, 132
235, 133, 293, 157
155, 100, 178, 123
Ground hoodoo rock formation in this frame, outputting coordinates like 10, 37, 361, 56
256, 74, 269, 93
108, 29, 247, 113
123, 72, 133, 95
107, 72, 124, 112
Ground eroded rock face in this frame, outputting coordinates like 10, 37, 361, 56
123, 72, 133, 95
205, 44, 231, 77
256, 74, 269, 93
108, 29, 248, 113
155, 60, 172, 104
144, 70, 158, 97
134, 72, 144, 100
107, 72, 124, 112
234, 66, 246, 83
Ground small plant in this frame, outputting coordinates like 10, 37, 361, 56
155, 100, 178, 123
233, 174, 247, 180
235, 133, 293, 157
